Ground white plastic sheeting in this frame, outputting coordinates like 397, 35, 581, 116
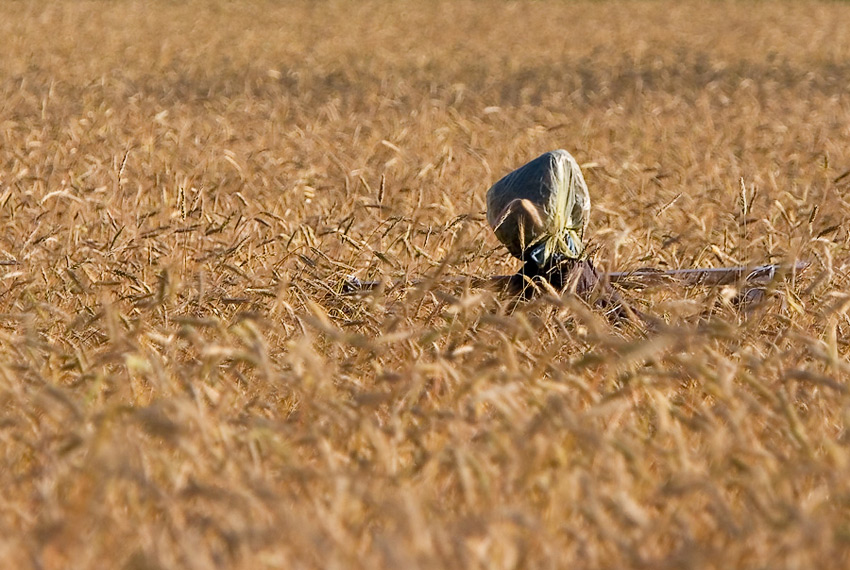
486, 150, 591, 267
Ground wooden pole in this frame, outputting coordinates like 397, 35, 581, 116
342, 261, 809, 294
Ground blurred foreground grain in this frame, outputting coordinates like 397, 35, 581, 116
1, 1, 850, 568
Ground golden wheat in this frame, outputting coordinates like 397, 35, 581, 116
2, 1, 850, 568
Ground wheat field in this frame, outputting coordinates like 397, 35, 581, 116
2, 1, 850, 568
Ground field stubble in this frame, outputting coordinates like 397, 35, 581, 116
2, 1, 850, 568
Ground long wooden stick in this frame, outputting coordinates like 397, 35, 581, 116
604, 261, 809, 288
342, 261, 809, 294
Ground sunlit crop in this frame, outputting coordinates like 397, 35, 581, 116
2, 1, 850, 568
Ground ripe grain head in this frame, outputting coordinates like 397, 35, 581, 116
1, 1, 850, 568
